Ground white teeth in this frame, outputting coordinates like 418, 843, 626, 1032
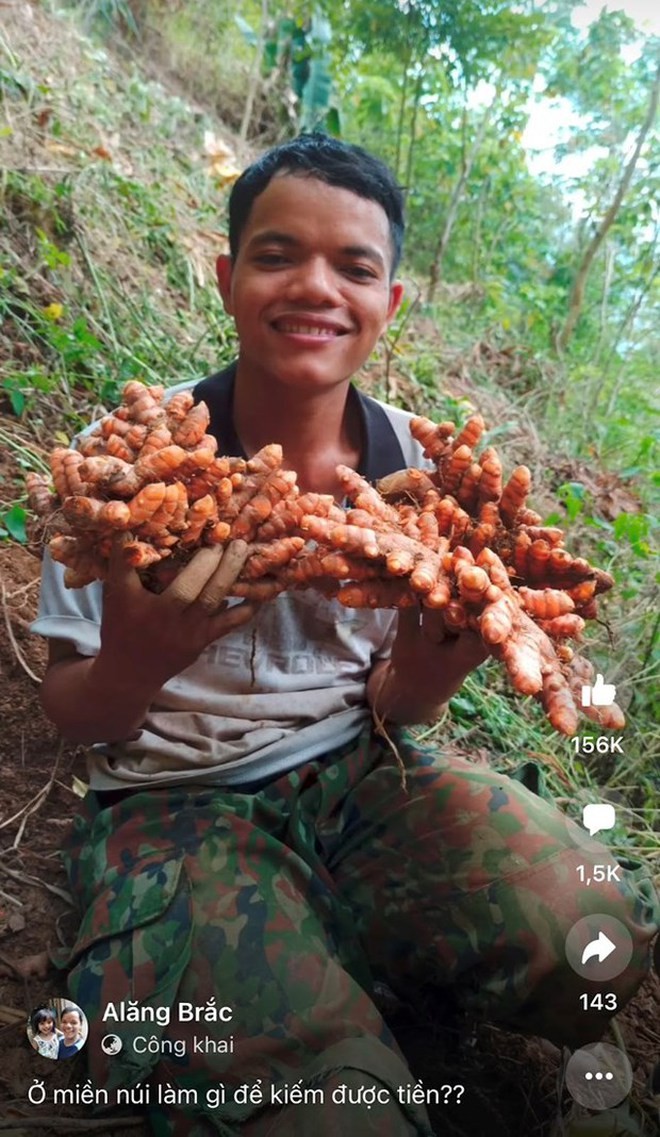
277, 323, 340, 336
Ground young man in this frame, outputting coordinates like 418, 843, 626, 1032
33, 136, 658, 1136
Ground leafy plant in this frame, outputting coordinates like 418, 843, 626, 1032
68, 0, 139, 37
236, 8, 339, 136
0, 503, 27, 543
1, 367, 59, 417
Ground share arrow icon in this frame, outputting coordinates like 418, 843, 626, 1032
581, 932, 617, 966
566, 916, 632, 980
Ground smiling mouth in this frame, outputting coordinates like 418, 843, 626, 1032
272, 319, 347, 336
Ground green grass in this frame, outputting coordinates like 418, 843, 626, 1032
1, 29, 240, 417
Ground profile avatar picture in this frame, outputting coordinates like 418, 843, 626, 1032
101, 1034, 123, 1055
27, 1000, 88, 1060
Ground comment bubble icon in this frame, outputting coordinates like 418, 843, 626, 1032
582, 803, 616, 837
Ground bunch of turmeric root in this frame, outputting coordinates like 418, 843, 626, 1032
27, 380, 624, 735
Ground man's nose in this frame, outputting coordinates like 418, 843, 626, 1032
285, 256, 341, 304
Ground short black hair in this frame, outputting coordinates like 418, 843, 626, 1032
228, 134, 405, 275
60, 1006, 82, 1021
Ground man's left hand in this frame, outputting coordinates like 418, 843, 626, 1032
367, 605, 489, 725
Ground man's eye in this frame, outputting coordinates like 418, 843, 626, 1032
345, 265, 377, 280
255, 253, 288, 266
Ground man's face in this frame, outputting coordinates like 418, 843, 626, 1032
61, 1013, 80, 1040
216, 174, 403, 394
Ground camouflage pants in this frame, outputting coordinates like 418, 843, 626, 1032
62, 727, 659, 1136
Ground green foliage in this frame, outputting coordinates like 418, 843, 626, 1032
236, 9, 339, 135
36, 230, 72, 271
1, 170, 74, 241
1, 366, 61, 417
543, 9, 649, 133
556, 481, 587, 523
0, 65, 31, 99
297, 16, 336, 133
334, 0, 549, 86
0, 24, 241, 447
0, 503, 27, 544
612, 511, 655, 560
66, 0, 139, 37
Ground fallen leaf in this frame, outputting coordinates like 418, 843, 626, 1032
208, 159, 242, 185
43, 140, 78, 157
203, 131, 242, 184
35, 106, 53, 127
203, 130, 234, 160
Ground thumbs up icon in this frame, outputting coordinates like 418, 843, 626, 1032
581, 675, 617, 708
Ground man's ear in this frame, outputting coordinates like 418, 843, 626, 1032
385, 281, 405, 325
215, 254, 234, 314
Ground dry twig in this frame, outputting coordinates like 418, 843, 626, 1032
0, 886, 23, 907
0, 864, 73, 906
0, 1004, 25, 1025
0, 743, 63, 848
3, 577, 40, 600
0, 583, 42, 685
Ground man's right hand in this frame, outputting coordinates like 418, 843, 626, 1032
99, 538, 256, 690
40, 541, 257, 745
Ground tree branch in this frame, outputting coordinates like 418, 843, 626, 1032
427, 86, 499, 302
556, 61, 660, 353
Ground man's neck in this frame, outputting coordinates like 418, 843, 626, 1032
232, 364, 362, 497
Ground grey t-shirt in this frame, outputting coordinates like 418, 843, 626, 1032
31, 372, 430, 790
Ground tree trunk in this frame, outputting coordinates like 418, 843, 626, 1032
239, 0, 269, 144
595, 241, 615, 362
394, 43, 413, 179
471, 174, 491, 284
403, 69, 423, 191
427, 93, 497, 303
556, 62, 660, 353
